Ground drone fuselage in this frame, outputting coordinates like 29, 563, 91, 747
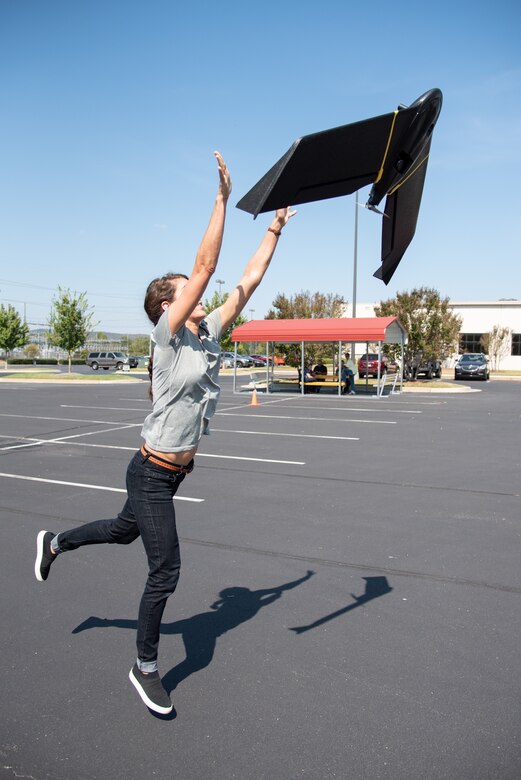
367, 88, 443, 208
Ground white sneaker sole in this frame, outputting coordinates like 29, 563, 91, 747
129, 667, 173, 715
35, 530, 47, 582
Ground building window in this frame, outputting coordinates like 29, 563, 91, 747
512, 334, 521, 356
459, 333, 485, 354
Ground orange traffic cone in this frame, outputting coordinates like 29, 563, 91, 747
250, 388, 260, 406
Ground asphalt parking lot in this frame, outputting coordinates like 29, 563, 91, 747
1, 377, 520, 779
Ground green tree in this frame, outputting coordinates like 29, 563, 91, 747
375, 287, 462, 379
24, 344, 40, 359
48, 288, 95, 373
267, 290, 345, 320
129, 336, 151, 355
203, 290, 248, 353
266, 290, 346, 366
0, 304, 30, 361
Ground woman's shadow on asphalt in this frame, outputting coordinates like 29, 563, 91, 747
72, 570, 314, 694
72, 572, 392, 695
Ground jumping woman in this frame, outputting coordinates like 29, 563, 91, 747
34, 152, 295, 714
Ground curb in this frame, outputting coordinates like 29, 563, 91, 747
0, 377, 143, 384
402, 385, 479, 394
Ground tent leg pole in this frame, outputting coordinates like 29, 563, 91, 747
338, 341, 342, 396
266, 340, 270, 393
377, 340, 382, 397
400, 334, 404, 393
233, 343, 237, 393
301, 342, 305, 396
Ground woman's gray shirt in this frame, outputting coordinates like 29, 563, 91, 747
141, 308, 222, 453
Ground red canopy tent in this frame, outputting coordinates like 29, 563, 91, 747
232, 317, 406, 344
231, 317, 408, 396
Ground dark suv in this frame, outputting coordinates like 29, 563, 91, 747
405, 358, 442, 379
86, 351, 131, 370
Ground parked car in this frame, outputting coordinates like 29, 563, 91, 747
250, 353, 286, 365
249, 354, 273, 366
416, 359, 442, 379
86, 351, 131, 370
405, 357, 442, 379
246, 354, 268, 367
128, 356, 139, 368
454, 353, 489, 381
220, 352, 253, 369
357, 353, 398, 379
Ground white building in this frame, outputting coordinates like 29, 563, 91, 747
343, 300, 521, 371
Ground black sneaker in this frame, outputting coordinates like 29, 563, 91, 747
129, 663, 172, 714
35, 530, 57, 582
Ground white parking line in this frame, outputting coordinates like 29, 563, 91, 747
219, 396, 290, 413
61, 399, 292, 413
0, 425, 137, 451
194, 452, 305, 465
0, 434, 305, 465
0, 472, 203, 502
216, 412, 396, 425
270, 404, 422, 415
61, 405, 149, 412
0, 413, 141, 426
211, 429, 359, 441
118, 397, 244, 409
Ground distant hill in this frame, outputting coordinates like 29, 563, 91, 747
29, 328, 149, 339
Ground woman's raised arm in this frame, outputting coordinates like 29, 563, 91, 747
166, 151, 232, 335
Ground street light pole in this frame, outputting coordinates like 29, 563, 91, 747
350, 191, 359, 361
352, 191, 358, 320
215, 279, 225, 296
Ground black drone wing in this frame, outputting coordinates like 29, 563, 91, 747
236, 88, 442, 283
373, 136, 432, 285
236, 111, 397, 216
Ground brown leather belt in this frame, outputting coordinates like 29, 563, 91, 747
140, 445, 194, 474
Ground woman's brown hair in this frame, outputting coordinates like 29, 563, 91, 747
144, 273, 188, 326
144, 273, 188, 400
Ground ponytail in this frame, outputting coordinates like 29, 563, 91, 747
147, 347, 154, 402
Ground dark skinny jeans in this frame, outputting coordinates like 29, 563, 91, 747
56, 449, 188, 672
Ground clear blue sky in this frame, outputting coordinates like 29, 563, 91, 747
1, 0, 520, 334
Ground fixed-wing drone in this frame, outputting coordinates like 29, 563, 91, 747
236, 88, 443, 284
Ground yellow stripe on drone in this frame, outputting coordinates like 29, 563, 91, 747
387, 153, 430, 196
374, 110, 399, 184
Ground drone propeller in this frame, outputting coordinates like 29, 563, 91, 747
362, 202, 389, 218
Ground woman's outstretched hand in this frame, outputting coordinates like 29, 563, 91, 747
214, 151, 232, 200
272, 206, 297, 232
